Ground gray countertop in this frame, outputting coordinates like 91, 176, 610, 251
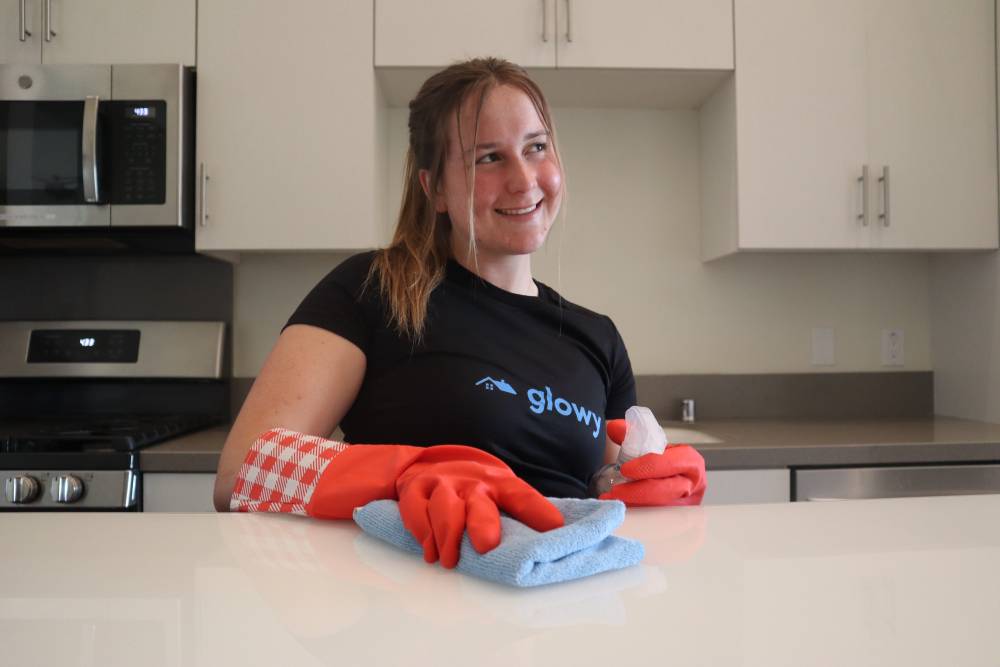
140, 416, 1000, 473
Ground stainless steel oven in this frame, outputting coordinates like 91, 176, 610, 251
0, 320, 228, 511
0, 64, 194, 252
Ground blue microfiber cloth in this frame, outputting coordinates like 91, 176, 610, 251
352, 497, 644, 587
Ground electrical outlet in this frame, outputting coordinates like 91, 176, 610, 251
811, 328, 835, 366
882, 329, 904, 366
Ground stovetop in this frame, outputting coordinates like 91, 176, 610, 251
0, 413, 226, 509
2, 415, 215, 449
0, 414, 225, 457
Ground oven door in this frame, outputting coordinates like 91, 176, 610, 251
0, 65, 112, 229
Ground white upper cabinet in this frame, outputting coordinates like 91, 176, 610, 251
42, 0, 195, 65
196, 0, 384, 252
865, 0, 997, 250
1, 0, 42, 64
375, 0, 556, 67
702, 0, 998, 259
375, 0, 732, 70
733, 0, 870, 251
0, 0, 195, 65
556, 0, 733, 69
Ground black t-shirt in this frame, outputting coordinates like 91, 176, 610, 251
283, 250, 636, 498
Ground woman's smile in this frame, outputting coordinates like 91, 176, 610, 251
495, 199, 543, 218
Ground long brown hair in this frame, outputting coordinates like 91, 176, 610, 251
367, 57, 563, 344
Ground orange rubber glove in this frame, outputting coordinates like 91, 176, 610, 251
308, 442, 564, 568
233, 429, 564, 569
599, 419, 707, 506
397, 446, 566, 568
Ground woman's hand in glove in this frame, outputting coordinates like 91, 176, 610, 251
599, 419, 707, 506
232, 430, 563, 568
395, 445, 565, 568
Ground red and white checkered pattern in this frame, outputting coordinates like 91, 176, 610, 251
230, 427, 348, 515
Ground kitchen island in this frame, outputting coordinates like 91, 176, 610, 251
2, 494, 998, 666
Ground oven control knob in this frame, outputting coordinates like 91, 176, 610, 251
4, 475, 40, 504
50, 475, 85, 504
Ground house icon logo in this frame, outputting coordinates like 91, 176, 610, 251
475, 376, 517, 396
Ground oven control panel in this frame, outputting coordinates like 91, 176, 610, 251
1, 470, 137, 510
26, 329, 141, 364
0, 320, 225, 379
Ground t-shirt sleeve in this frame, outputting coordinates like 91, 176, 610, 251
281, 252, 377, 354
604, 316, 637, 420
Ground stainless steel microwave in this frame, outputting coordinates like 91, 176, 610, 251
0, 64, 194, 252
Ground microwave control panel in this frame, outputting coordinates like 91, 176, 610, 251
108, 100, 167, 205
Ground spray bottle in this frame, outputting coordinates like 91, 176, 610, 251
589, 405, 668, 497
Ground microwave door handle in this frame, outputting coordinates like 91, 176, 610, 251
82, 96, 100, 203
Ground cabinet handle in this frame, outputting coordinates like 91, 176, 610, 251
541, 0, 548, 42
857, 165, 869, 227
565, 0, 572, 42
19, 0, 32, 41
878, 165, 890, 227
44, 0, 56, 41
199, 163, 210, 227
82, 96, 100, 203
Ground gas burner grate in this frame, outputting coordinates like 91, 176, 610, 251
0, 414, 224, 453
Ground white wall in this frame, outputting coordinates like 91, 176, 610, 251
232, 106, 932, 377
930, 254, 1000, 421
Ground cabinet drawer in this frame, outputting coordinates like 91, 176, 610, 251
143, 473, 216, 512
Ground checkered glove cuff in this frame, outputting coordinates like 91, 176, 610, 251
230, 428, 348, 515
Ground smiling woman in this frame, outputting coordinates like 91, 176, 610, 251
419, 84, 563, 292
378, 58, 567, 338
213, 57, 705, 570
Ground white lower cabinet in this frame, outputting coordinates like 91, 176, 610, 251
703, 469, 790, 505
143, 473, 216, 513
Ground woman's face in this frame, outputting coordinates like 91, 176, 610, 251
429, 84, 563, 261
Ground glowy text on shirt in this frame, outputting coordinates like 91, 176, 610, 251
526, 386, 602, 439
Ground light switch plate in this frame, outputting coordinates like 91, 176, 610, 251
811, 327, 835, 366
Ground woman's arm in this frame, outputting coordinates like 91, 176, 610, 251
212, 324, 366, 511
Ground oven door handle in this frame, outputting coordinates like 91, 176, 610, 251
82, 95, 100, 203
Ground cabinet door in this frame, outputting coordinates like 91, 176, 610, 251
197, 0, 381, 251
556, 0, 733, 69
734, 0, 870, 250
143, 473, 216, 512
40, 0, 195, 65
375, 0, 556, 67
0, 0, 42, 63
703, 469, 790, 505
866, 0, 998, 250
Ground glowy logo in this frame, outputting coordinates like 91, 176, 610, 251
474, 376, 602, 439
527, 386, 603, 439
475, 376, 517, 395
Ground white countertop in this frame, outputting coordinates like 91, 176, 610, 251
3, 495, 999, 666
